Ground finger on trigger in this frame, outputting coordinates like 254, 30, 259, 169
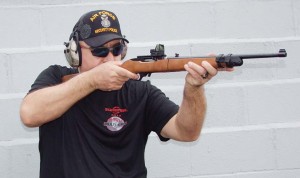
124, 69, 139, 80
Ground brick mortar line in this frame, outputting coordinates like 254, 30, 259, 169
188, 168, 300, 178
1, 78, 300, 100
202, 121, 300, 134
2, 122, 299, 146
148, 121, 300, 137
157, 78, 300, 91
0, 0, 266, 8
0, 92, 26, 100
3, 121, 299, 146
0, 36, 298, 54
132, 36, 300, 47
0, 138, 39, 147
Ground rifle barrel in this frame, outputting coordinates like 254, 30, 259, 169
239, 49, 287, 59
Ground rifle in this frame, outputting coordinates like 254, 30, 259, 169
62, 44, 287, 82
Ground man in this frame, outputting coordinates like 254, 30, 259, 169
20, 10, 224, 178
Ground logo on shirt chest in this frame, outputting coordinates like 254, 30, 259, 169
103, 106, 128, 131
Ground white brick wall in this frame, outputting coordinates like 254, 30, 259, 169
1, 0, 299, 177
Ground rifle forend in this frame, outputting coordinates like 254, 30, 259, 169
61, 44, 287, 82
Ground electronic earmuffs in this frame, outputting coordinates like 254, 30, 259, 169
120, 39, 128, 60
64, 29, 82, 67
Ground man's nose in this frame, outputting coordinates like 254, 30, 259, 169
103, 52, 115, 62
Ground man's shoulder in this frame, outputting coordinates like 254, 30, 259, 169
46, 65, 78, 76
28, 65, 78, 92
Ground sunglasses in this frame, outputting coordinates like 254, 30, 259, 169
90, 43, 124, 57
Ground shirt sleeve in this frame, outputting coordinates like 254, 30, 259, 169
145, 81, 179, 141
29, 65, 78, 93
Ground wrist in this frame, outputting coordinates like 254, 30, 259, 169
184, 82, 205, 98
78, 70, 98, 91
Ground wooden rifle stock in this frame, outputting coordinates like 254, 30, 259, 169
61, 57, 217, 82
122, 57, 218, 73
61, 44, 287, 82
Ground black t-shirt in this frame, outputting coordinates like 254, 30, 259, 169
29, 65, 179, 178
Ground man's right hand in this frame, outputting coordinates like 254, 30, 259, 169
88, 61, 139, 91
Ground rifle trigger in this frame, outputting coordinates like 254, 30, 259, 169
137, 72, 152, 81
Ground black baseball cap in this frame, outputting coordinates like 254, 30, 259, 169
73, 10, 129, 47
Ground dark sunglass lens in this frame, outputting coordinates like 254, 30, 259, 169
92, 48, 109, 57
91, 44, 124, 57
112, 45, 123, 56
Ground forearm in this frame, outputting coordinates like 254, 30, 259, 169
175, 83, 207, 140
20, 72, 95, 127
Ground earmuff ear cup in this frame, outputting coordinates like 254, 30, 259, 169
64, 37, 82, 67
121, 40, 128, 60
